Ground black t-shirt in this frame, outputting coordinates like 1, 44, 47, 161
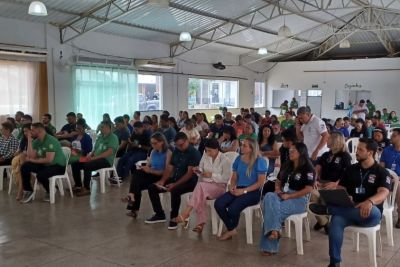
209, 124, 225, 139
60, 123, 77, 141
279, 146, 290, 166
223, 119, 235, 126
350, 128, 367, 138
128, 131, 151, 153
171, 145, 201, 181
317, 151, 352, 182
278, 163, 315, 191
339, 163, 391, 212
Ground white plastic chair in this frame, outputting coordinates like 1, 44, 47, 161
284, 212, 311, 255
346, 137, 359, 154
33, 147, 74, 204
0, 165, 12, 193
347, 224, 382, 267
96, 153, 120, 193
383, 169, 399, 247
350, 153, 357, 164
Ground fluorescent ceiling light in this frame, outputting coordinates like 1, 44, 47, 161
28, 1, 48, 16
258, 48, 268, 55
339, 39, 351, 48
179, 32, 192, 42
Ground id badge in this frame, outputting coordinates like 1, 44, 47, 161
355, 187, 366, 194
391, 163, 396, 171
283, 183, 289, 193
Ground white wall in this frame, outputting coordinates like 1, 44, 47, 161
266, 58, 400, 119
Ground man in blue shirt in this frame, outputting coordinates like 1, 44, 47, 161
380, 128, 400, 228
159, 114, 176, 147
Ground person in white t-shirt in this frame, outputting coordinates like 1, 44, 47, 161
295, 106, 329, 161
352, 99, 369, 120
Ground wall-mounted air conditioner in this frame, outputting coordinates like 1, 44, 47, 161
135, 59, 176, 69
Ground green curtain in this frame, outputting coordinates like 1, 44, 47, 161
73, 65, 138, 128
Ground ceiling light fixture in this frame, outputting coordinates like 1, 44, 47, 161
258, 48, 268, 55
339, 39, 351, 48
278, 15, 291, 38
147, 0, 170, 8
179, 32, 192, 42
28, 1, 48, 16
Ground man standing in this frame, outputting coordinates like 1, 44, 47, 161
309, 138, 391, 267
145, 132, 201, 229
296, 106, 329, 161
380, 128, 400, 228
352, 99, 369, 120
71, 120, 119, 196
42, 113, 56, 135
20, 123, 66, 203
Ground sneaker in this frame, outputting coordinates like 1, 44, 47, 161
144, 214, 166, 224
76, 188, 91, 197
43, 192, 50, 202
72, 186, 82, 193
308, 203, 329, 216
327, 262, 340, 267
20, 191, 34, 203
168, 221, 178, 230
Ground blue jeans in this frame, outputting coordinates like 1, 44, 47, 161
260, 191, 308, 253
116, 150, 147, 179
328, 205, 382, 264
214, 190, 260, 231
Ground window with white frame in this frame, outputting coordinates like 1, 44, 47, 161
188, 78, 238, 109
137, 74, 163, 111
254, 82, 265, 107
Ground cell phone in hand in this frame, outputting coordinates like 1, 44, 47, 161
141, 162, 147, 166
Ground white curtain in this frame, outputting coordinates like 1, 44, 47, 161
73, 65, 138, 128
0, 60, 39, 122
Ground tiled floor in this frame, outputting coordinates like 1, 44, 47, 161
1, 180, 399, 267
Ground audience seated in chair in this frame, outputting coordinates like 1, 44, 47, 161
42, 113, 57, 136
145, 132, 201, 230
159, 114, 176, 147
116, 121, 151, 182
20, 123, 66, 203
379, 128, 400, 228
68, 119, 93, 164
215, 138, 267, 241
0, 122, 19, 166
309, 138, 391, 267
311, 132, 351, 234
176, 139, 231, 233
113, 116, 130, 158
71, 120, 119, 196
180, 119, 200, 146
260, 142, 314, 256
121, 132, 172, 218
55, 112, 78, 144
219, 126, 239, 153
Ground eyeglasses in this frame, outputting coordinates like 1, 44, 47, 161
150, 141, 160, 145
289, 148, 297, 153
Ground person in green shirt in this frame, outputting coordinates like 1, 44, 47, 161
366, 100, 375, 118
281, 111, 295, 130
238, 122, 258, 142
71, 120, 119, 196
279, 100, 289, 115
290, 97, 298, 109
42, 113, 56, 135
20, 123, 66, 203
381, 108, 389, 123
17, 114, 33, 140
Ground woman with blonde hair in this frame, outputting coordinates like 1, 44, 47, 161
214, 137, 268, 241
311, 131, 352, 233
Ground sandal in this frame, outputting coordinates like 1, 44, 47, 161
192, 223, 205, 234
268, 230, 281, 240
261, 251, 276, 256
176, 215, 190, 229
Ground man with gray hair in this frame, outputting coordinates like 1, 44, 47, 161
295, 106, 329, 162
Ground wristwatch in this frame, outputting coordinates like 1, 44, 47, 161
243, 190, 248, 194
